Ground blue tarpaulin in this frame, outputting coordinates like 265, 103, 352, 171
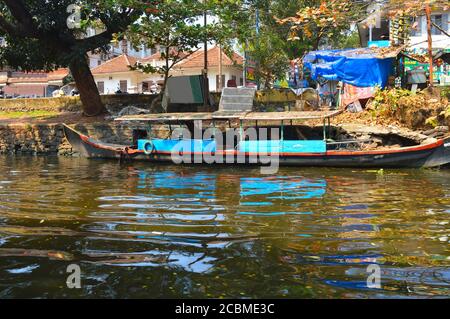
304, 49, 395, 88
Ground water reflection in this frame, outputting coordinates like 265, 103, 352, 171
0, 156, 449, 298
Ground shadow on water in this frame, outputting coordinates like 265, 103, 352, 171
0, 156, 449, 298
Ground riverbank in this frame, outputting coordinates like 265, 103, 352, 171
0, 87, 449, 156
0, 111, 446, 156
0, 119, 147, 156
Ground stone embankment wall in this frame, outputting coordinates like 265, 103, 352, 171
0, 123, 170, 156
0, 94, 160, 113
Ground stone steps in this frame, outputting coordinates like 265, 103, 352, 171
219, 88, 256, 112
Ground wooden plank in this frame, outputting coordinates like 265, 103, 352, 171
115, 112, 213, 122
115, 110, 343, 122
212, 111, 249, 119
242, 110, 342, 121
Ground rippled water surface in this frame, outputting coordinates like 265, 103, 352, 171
0, 156, 449, 298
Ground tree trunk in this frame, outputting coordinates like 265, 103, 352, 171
425, 4, 434, 88
161, 48, 170, 100
163, 69, 169, 95
69, 56, 106, 116
313, 32, 322, 51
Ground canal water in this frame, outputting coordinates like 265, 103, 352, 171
0, 156, 448, 298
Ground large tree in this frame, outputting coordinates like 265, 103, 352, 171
0, 0, 143, 116
215, 0, 365, 88
214, 0, 291, 87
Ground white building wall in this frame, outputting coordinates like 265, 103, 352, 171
142, 73, 165, 84
173, 67, 243, 91
93, 67, 243, 94
93, 72, 141, 94
409, 12, 450, 50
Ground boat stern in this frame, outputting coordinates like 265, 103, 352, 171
422, 137, 450, 168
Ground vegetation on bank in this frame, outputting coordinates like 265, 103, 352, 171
367, 87, 450, 130
0, 111, 59, 119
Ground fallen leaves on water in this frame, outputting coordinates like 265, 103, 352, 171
0, 248, 74, 261
0, 225, 80, 236
84, 252, 169, 265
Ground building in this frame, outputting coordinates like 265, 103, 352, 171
172, 46, 244, 91
91, 55, 142, 94
90, 46, 244, 94
0, 69, 69, 97
407, 11, 449, 50
358, 7, 450, 85
359, 8, 449, 49
86, 28, 158, 69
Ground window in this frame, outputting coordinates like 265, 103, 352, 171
431, 14, 443, 35
97, 81, 104, 94
119, 80, 128, 93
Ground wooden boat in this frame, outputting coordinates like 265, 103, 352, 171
63, 110, 450, 168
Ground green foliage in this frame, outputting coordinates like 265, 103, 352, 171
441, 86, 450, 100
330, 30, 361, 50
215, 0, 292, 87
0, 110, 59, 119
128, 0, 227, 90
371, 87, 416, 114
445, 108, 450, 119
216, 0, 366, 88
425, 116, 438, 128
0, 0, 143, 70
0, 0, 144, 115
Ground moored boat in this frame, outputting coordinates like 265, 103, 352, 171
63, 110, 450, 169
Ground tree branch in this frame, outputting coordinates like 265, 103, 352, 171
0, 14, 22, 36
431, 21, 450, 37
2, 0, 36, 34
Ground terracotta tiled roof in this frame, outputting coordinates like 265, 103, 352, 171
91, 54, 138, 74
139, 50, 190, 63
175, 46, 244, 69
0, 68, 68, 85
139, 52, 164, 63
7, 77, 48, 84
47, 68, 70, 81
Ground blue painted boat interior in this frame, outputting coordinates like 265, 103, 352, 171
138, 139, 326, 154
138, 139, 216, 153
238, 140, 326, 153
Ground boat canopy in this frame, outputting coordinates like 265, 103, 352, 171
303, 47, 400, 88
115, 110, 342, 123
